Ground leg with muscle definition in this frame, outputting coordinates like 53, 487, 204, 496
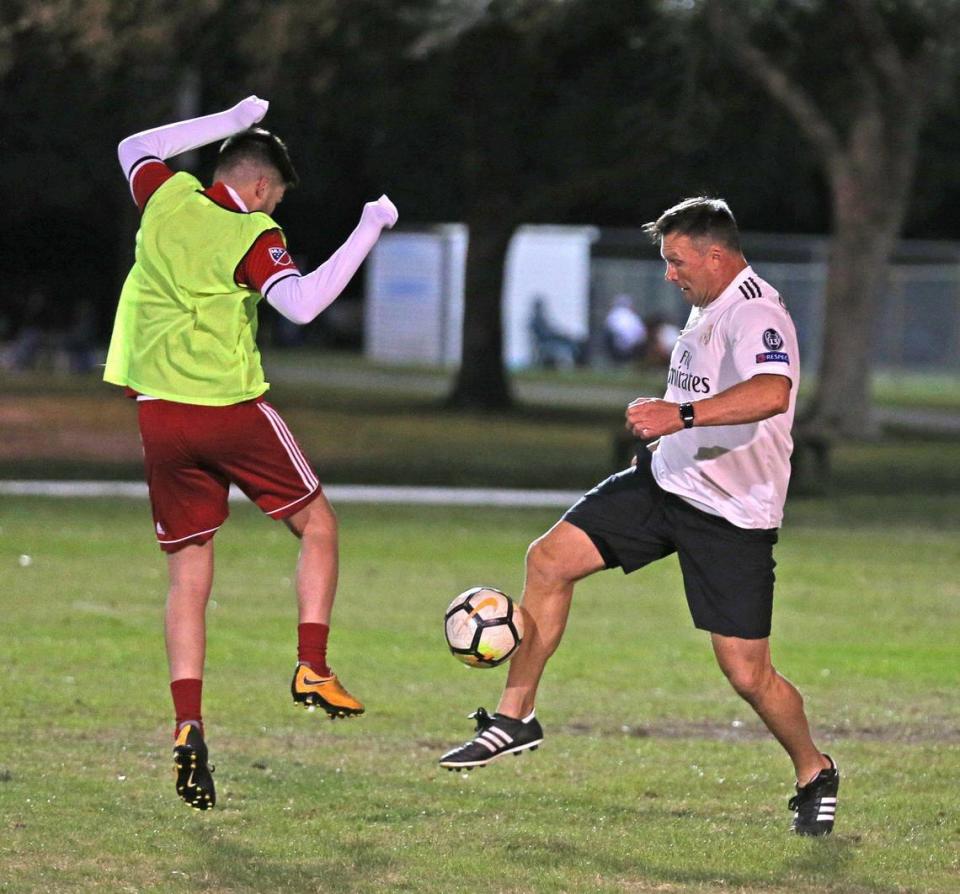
285, 492, 339, 627
712, 635, 839, 835
440, 520, 605, 769
285, 492, 364, 717
165, 539, 217, 810
497, 520, 607, 719
711, 634, 830, 784
166, 540, 215, 693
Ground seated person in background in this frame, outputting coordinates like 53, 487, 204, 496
604, 294, 647, 363
528, 295, 584, 369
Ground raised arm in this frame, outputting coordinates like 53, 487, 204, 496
263, 196, 399, 325
117, 96, 269, 182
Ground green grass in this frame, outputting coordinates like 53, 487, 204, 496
2, 495, 959, 893
871, 370, 960, 413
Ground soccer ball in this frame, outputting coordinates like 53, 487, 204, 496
444, 586, 524, 668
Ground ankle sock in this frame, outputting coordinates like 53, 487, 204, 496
298, 622, 331, 676
171, 678, 203, 738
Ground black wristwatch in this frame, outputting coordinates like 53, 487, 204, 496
679, 402, 695, 429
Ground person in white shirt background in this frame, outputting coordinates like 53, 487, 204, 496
603, 294, 647, 364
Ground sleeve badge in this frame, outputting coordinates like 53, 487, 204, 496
268, 246, 292, 266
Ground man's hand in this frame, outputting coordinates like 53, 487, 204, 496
625, 398, 684, 440
362, 194, 399, 229
230, 95, 270, 129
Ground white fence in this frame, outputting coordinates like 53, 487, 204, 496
590, 232, 960, 374
365, 228, 960, 374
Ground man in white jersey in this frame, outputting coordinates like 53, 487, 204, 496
439, 197, 839, 837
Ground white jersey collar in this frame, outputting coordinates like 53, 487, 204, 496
703, 265, 756, 316
225, 184, 249, 212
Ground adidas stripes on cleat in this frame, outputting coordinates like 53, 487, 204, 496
789, 754, 840, 836
173, 723, 215, 811
439, 707, 543, 770
291, 664, 364, 718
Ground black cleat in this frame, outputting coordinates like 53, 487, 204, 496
439, 707, 543, 770
173, 723, 215, 811
789, 754, 839, 836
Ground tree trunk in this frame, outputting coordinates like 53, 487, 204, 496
804, 118, 918, 438
805, 212, 894, 438
445, 214, 515, 410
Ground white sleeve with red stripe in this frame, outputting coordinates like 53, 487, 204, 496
118, 96, 269, 202
263, 196, 399, 326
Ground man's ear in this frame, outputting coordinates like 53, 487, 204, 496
255, 176, 270, 198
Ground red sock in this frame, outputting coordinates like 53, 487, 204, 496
170, 678, 203, 738
298, 623, 331, 676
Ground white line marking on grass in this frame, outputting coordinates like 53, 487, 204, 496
0, 480, 582, 508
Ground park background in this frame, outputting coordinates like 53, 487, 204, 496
2, 2, 959, 893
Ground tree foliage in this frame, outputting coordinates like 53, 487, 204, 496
3, 0, 960, 425
696, 0, 960, 436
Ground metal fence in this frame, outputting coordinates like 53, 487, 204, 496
589, 231, 960, 374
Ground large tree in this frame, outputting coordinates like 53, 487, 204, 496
420, 0, 681, 409
700, 0, 960, 437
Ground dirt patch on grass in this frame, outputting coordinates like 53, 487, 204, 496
0, 396, 140, 462
562, 719, 960, 744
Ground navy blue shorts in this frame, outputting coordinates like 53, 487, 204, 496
562, 452, 779, 639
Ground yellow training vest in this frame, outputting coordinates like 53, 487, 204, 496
104, 172, 280, 405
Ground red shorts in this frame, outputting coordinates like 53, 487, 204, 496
137, 397, 321, 552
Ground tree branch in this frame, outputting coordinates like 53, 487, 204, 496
845, 0, 906, 90
704, 0, 841, 165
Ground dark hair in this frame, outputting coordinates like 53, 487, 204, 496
215, 127, 299, 187
642, 196, 741, 253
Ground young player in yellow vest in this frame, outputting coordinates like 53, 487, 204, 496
105, 96, 398, 810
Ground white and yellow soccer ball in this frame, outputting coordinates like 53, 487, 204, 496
444, 586, 524, 668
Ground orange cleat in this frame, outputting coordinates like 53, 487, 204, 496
290, 664, 364, 719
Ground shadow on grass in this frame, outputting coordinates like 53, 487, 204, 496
504, 821, 897, 894
188, 823, 407, 894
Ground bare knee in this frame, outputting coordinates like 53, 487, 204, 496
720, 659, 777, 705
166, 541, 214, 605
286, 496, 338, 542
526, 534, 568, 586
526, 523, 605, 587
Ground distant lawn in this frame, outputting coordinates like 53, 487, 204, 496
2, 356, 959, 495
871, 369, 960, 412
1, 494, 958, 892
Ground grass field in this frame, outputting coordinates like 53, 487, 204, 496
2, 489, 959, 893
